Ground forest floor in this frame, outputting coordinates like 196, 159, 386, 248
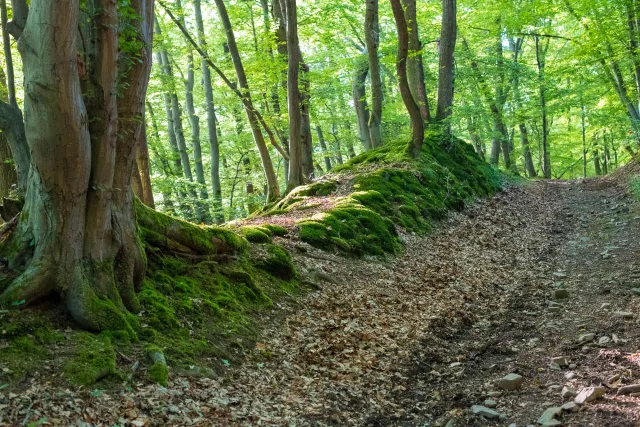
7, 169, 640, 426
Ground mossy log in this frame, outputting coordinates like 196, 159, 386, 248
136, 200, 247, 256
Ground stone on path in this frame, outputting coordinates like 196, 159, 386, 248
471, 405, 502, 419
577, 333, 595, 344
561, 386, 576, 399
552, 356, 568, 367
487, 391, 502, 397
561, 402, 579, 413
598, 336, 611, 345
631, 288, 640, 296
614, 311, 634, 319
574, 386, 606, 405
618, 384, 640, 395
537, 406, 562, 426
484, 399, 497, 408
499, 373, 523, 390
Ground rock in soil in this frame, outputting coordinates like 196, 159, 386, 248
574, 386, 606, 405
471, 405, 503, 420
499, 373, 523, 391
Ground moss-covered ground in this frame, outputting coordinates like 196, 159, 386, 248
0, 131, 500, 391
266, 132, 501, 255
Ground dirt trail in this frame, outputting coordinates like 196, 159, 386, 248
7, 176, 640, 426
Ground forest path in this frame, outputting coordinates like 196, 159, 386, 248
200, 175, 640, 426
11, 175, 640, 426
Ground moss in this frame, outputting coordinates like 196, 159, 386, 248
293, 180, 338, 197
240, 226, 272, 243
148, 360, 168, 386
262, 224, 288, 236
290, 132, 502, 255
145, 344, 168, 386
255, 245, 296, 281
63, 332, 116, 386
136, 199, 248, 254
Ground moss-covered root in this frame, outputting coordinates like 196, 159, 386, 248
136, 199, 247, 255
63, 333, 117, 386
146, 345, 168, 386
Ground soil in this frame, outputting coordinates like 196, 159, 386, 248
6, 172, 640, 426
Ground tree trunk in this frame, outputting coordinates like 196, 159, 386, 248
0, 0, 153, 334
365, 0, 383, 148
402, 0, 430, 121
390, 0, 424, 157
535, 35, 551, 179
330, 123, 344, 165
146, 101, 176, 213
593, 148, 602, 175
283, 0, 303, 190
0, 0, 27, 197
511, 37, 536, 177
316, 126, 332, 172
214, 0, 280, 201
435, 0, 457, 123
194, 0, 224, 224
353, 54, 373, 151
134, 120, 155, 208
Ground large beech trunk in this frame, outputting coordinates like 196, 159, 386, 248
0, 0, 153, 333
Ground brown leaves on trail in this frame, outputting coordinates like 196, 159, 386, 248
6, 184, 560, 425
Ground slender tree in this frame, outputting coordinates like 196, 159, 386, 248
402, 0, 430, 121
436, 0, 457, 124
389, 0, 424, 156
365, 0, 383, 148
194, 0, 224, 223
213, 0, 281, 201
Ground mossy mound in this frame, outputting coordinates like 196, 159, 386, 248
63, 333, 117, 386
295, 132, 501, 255
254, 244, 296, 281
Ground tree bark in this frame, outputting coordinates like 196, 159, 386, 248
435, 0, 457, 123
365, 0, 383, 148
283, 0, 303, 190
213, 0, 280, 201
390, 0, 424, 156
353, 54, 373, 151
402, 0, 430, 121
0, 0, 153, 334
134, 120, 155, 208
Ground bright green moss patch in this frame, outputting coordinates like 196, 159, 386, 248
254, 245, 296, 281
240, 225, 272, 243
63, 332, 116, 386
293, 132, 501, 255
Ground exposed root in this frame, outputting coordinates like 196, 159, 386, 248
0, 252, 54, 307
